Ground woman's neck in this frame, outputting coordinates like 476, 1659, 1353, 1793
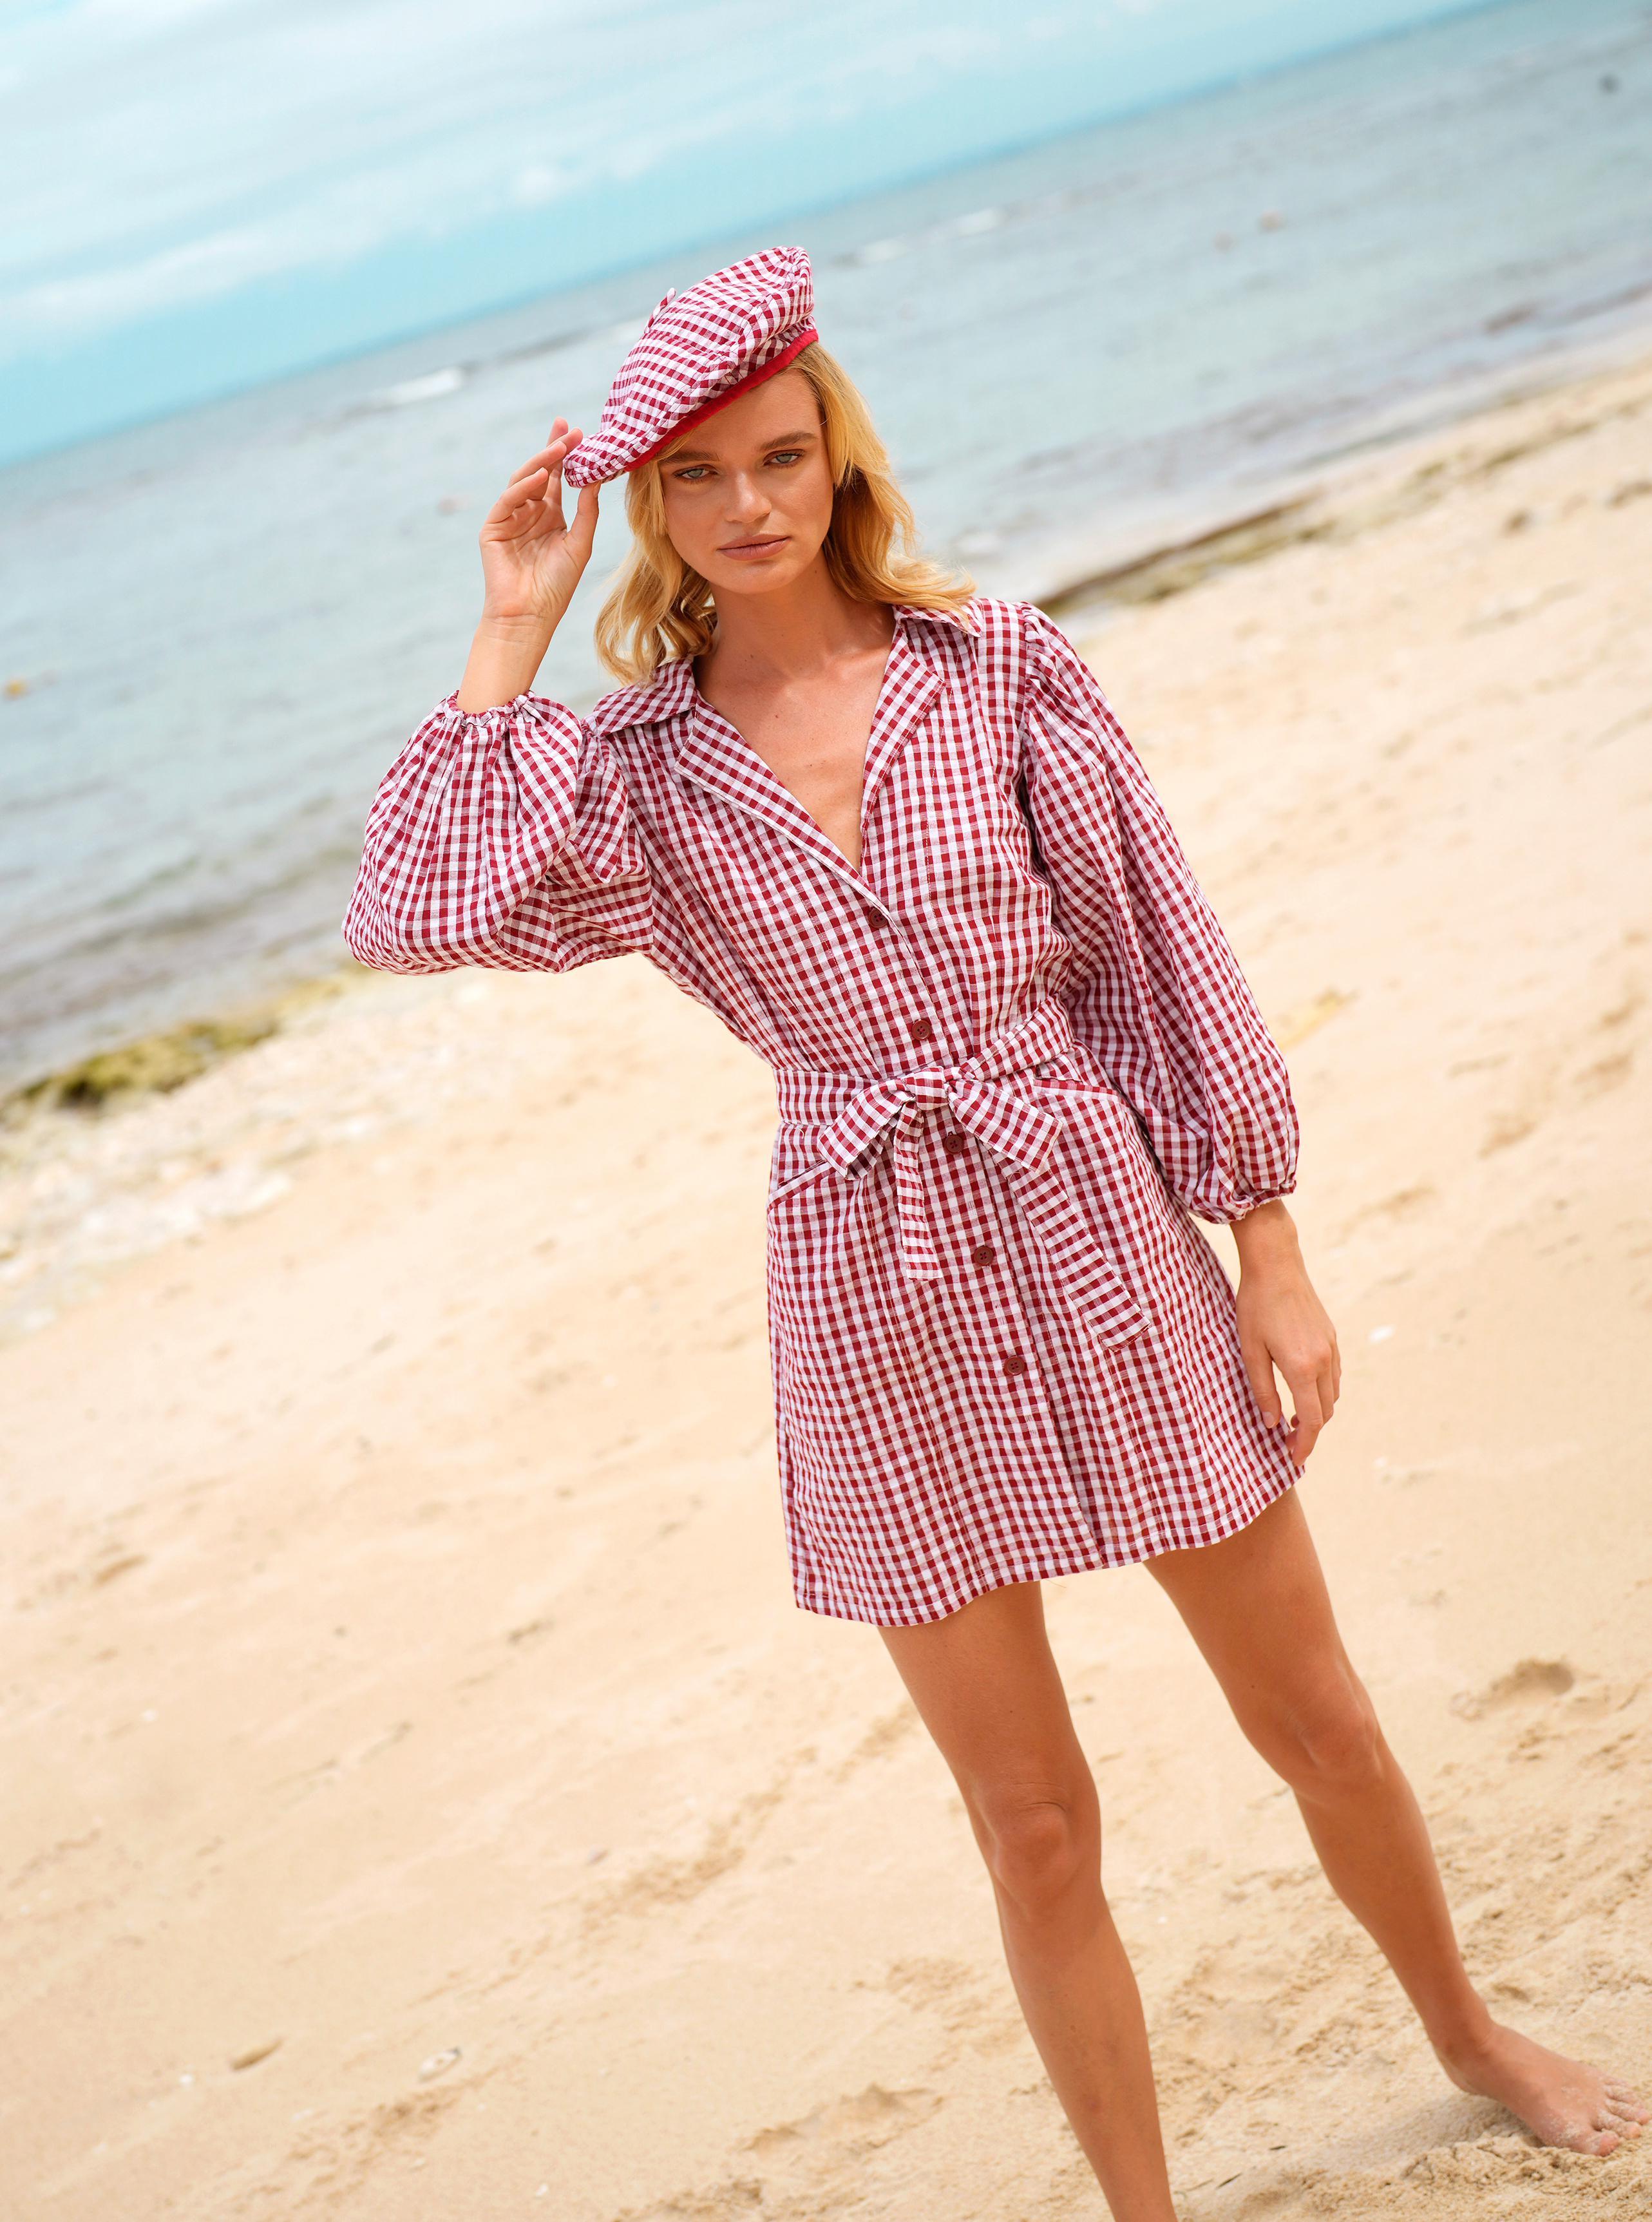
698, 556, 893, 692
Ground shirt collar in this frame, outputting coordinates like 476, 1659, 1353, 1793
585, 652, 698, 737
585, 599, 977, 737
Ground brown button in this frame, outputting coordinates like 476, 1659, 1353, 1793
971, 1242, 996, 1268
909, 1017, 935, 1045
1002, 1352, 1028, 1379
942, 1132, 968, 1157
860, 904, 884, 929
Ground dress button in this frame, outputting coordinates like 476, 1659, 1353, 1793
1002, 1352, 1028, 1379
909, 1017, 934, 1045
971, 1242, 996, 1268
942, 1132, 968, 1157
861, 904, 884, 929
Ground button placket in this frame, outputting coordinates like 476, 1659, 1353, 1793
951, 1126, 1036, 1389
935, 1124, 999, 1273
859, 875, 944, 1063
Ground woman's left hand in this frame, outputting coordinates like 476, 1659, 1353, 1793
1230, 1201, 1341, 1469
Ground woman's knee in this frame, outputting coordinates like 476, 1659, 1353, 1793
1258, 1672, 1385, 1798
971, 1778, 1098, 1917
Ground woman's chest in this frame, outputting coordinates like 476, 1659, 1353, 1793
696, 660, 889, 873
622, 701, 1053, 971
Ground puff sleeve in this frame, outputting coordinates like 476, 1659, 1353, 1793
1018, 611, 1297, 1222
344, 692, 652, 974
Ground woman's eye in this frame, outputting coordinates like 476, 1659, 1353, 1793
768, 450, 802, 466
672, 464, 710, 482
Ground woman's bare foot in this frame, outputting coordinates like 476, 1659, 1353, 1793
1438, 2024, 1649, 2154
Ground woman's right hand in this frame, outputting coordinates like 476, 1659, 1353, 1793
477, 418, 601, 627
457, 419, 601, 710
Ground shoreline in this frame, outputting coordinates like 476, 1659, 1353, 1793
1038, 321, 1652, 616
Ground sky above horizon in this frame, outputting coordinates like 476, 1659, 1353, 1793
1, 0, 1494, 462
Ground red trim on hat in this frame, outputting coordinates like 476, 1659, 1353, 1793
629, 325, 820, 471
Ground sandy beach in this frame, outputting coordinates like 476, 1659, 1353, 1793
3, 350, 1650, 2219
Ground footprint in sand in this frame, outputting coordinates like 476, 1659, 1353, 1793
622, 2093, 940, 2222
1451, 1658, 1575, 1720
746, 2082, 941, 2158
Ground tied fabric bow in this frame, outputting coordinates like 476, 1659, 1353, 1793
806, 1006, 1148, 1349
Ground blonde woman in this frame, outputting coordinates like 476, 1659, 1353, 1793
346, 251, 1644, 2217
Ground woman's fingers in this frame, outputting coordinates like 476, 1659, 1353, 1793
1239, 1331, 1282, 1430
1286, 1377, 1325, 1468
510, 420, 569, 479
544, 428, 584, 505
512, 423, 582, 484
564, 479, 601, 561
1233, 1239, 1340, 1464
484, 466, 548, 526
1241, 1327, 1341, 1463
1281, 1329, 1340, 1462
503, 451, 564, 505
488, 425, 585, 535
484, 453, 578, 531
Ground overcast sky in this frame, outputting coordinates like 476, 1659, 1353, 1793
1, 0, 1492, 459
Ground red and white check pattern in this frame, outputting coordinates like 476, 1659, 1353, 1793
346, 600, 1302, 1626
563, 247, 817, 486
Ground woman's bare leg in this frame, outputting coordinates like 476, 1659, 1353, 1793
1148, 1488, 1647, 2154
880, 1582, 1177, 2221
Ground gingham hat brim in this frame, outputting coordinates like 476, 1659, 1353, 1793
563, 247, 817, 487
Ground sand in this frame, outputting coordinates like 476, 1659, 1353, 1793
3, 353, 1650, 2221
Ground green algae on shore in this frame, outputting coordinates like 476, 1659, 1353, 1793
5, 971, 365, 1119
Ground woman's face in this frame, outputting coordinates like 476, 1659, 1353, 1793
655, 367, 835, 600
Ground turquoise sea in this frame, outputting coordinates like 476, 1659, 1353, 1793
1, 0, 1649, 1091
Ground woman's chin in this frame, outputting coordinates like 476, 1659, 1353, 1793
703, 555, 808, 598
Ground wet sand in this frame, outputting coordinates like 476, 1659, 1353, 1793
2, 352, 1649, 2219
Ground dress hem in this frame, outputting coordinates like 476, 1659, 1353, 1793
791, 1459, 1299, 1629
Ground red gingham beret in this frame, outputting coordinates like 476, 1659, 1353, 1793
562, 246, 818, 487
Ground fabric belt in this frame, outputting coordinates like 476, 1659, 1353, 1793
772, 1003, 1146, 1345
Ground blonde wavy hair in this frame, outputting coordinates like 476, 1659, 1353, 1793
592, 343, 973, 686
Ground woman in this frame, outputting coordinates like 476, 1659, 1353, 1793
346, 248, 1643, 2217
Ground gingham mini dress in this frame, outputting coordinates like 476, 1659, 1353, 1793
346, 596, 1301, 1626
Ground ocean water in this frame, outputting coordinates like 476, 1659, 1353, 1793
1, 0, 1649, 1093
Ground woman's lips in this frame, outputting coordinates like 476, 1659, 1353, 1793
717, 535, 788, 558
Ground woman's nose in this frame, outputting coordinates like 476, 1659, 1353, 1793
725, 471, 770, 522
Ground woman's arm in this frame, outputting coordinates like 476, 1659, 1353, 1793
457, 419, 600, 710
1231, 1199, 1341, 1468
1016, 611, 1298, 1220
1012, 609, 1338, 1459
344, 419, 650, 976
